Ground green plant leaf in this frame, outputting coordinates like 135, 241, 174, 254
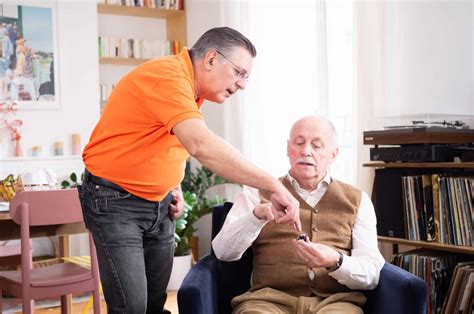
62, 171, 84, 189
61, 180, 70, 189
174, 164, 231, 257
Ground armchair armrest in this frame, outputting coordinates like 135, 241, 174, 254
178, 254, 219, 314
363, 263, 428, 314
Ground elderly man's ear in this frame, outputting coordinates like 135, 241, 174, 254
330, 147, 339, 163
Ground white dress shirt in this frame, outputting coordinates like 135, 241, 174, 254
212, 172, 386, 290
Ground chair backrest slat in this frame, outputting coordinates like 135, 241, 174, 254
9, 189, 83, 226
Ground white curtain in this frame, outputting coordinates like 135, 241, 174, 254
200, 0, 358, 185
238, 1, 323, 177
189, 0, 355, 257
355, 0, 473, 192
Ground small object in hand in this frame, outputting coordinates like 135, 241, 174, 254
296, 234, 308, 242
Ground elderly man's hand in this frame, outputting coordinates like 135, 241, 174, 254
292, 239, 340, 268
269, 186, 301, 231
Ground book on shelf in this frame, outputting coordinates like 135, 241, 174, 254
400, 173, 473, 246
441, 261, 474, 313
99, 36, 179, 60
99, 83, 116, 109
422, 174, 436, 241
401, 176, 413, 239
459, 272, 473, 313
431, 174, 441, 243
391, 249, 469, 314
414, 176, 427, 241
401, 175, 429, 241
99, 0, 183, 10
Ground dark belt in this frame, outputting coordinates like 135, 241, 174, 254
84, 169, 128, 194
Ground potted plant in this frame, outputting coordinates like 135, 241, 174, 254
174, 165, 229, 258
60, 172, 83, 189
167, 165, 229, 290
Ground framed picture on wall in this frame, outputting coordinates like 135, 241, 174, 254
0, 2, 59, 110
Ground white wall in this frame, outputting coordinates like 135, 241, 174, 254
3, 0, 469, 259
188, 0, 474, 259
1, 0, 99, 181
356, 0, 473, 259
186, 0, 245, 258
376, 1, 473, 117
357, 0, 474, 193
1, 0, 100, 257
186, 0, 228, 140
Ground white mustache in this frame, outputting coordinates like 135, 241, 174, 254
296, 158, 316, 166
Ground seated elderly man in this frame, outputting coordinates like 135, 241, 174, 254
212, 115, 385, 313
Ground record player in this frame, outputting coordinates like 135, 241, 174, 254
363, 120, 474, 162
364, 120, 474, 145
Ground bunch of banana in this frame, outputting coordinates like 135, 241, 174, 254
0, 174, 24, 202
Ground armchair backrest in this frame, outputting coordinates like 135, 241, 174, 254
211, 203, 253, 314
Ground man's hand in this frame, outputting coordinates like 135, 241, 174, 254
169, 189, 184, 220
270, 186, 301, 231
253, 203, 277, 221
292, 239, 340, 268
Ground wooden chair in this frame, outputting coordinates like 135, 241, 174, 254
0, 189, 101, 313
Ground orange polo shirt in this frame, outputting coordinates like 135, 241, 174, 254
83, 48, 204, 201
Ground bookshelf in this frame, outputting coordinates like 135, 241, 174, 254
365, 161, 474, 313
97, 3, 186, 109
97, 4, 186, 48
378, 236, 474, 255
364, 161, 474, 255
363, 162, 474, 169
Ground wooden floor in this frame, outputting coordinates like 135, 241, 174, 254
28, 291, 178, 314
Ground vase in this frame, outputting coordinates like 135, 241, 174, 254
14, 139, 23, 157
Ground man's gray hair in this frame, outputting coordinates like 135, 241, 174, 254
189, 27, 257, 59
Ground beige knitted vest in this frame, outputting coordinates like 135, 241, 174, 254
251, 177, 361, 297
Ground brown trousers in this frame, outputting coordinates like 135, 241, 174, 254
232, 287, 366, 314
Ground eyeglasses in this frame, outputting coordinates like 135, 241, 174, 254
215, 50, 249, 81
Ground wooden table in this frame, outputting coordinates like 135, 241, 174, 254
0, 212, 86, 242
0, 211, 87, 313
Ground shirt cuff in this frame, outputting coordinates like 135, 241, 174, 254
328, 253, 350, 279
246, 210, 269, 230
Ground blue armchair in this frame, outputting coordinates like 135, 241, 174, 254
178, 203, 428, 314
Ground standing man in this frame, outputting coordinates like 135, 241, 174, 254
79, 27, 300, 314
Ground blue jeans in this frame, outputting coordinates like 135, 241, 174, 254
78, 179, 175, 314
